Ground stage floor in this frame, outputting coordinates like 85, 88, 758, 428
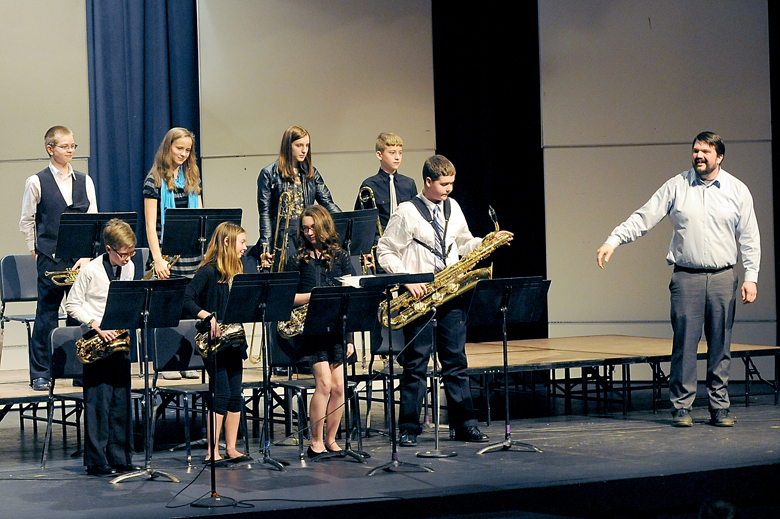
1, 387, 779, 519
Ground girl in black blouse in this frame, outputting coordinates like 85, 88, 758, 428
184, 222, 248, 462
288, 205, 354, 457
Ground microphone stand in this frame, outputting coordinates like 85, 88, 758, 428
191, 314, 236, 508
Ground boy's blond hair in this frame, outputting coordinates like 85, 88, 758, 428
44, 126, 73, 152
376, 132, 403, 153
104, 218, 136, 250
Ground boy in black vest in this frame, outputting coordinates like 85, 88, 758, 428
376, 155, 512, 446
19, 126, 97, 390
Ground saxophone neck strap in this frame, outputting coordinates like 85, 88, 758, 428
410, 197, 452, 261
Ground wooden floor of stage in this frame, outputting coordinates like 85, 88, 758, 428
1, 336, 779, 519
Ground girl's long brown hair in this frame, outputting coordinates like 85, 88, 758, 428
296, 205, 341, 270
277, 125, 313, 182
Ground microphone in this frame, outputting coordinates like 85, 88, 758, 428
196, 314, 214, 334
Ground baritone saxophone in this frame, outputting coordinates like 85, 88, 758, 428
378, 206, 512, 330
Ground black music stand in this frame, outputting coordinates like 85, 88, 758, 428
55, 212, 138, 260
302, 285, 384, 463
362, 273, 435, 476
464, 277, 550, 455
102, 278, 189, 484
332, 209, 377, 260
416, 310, 457, 459
225, 272, 299, 471
333, 209, 380, 368
162, 208, 242, 258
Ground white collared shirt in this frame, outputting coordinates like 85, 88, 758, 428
605, 168, 760, 283
377, 193, 482, 275
66, 255, 135, 326
19, 162, 98, 252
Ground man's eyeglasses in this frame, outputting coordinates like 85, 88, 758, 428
109, 247, 136, 260
54, 144, 78, 151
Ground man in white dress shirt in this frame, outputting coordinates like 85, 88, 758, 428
597, 132, 760, 427
19, 126, 97, 390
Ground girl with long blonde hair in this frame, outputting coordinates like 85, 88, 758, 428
183, 222, 249, 463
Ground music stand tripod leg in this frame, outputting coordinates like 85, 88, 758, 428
477, 307, 541, 455
316, 315, 368, 463
367, 290, 435, 476
112, 320, 180, 484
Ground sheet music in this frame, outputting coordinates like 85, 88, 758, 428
336, 275, 375, 288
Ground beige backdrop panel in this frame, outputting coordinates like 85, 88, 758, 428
545, 142, 775, 345
0, 0, 90, 162
538, 0, 770, 147
197, 0, 436, 158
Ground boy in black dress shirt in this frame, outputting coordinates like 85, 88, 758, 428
354, 132, 418, 252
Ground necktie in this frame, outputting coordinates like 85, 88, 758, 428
432, 205, 446, 272
389, 174, 397, 215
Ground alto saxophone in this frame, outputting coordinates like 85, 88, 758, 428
194, 323, 247, 358
277, 304, 307, 339
75, 255, 181, 363
378, 207, 512, 330
76, 329, 132, 363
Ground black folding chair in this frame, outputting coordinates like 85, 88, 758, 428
41, 326, 84, 468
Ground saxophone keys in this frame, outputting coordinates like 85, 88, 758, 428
413, 300, 429, 311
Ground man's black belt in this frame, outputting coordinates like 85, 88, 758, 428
673, 264, 733, 274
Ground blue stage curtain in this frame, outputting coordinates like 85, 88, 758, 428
86, 0, 200, 245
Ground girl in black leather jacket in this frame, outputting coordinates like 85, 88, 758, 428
254, 126, 340, 267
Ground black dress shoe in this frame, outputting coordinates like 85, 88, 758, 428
453, 425, 489, 442
112, 464, 141, 473
307, 446, 327, 459
31, 378, 51, 391
86, 464, 117, 476
399, 432, 417, 447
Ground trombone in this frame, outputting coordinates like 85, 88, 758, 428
357, 185, 382, 275
249, 193, 294, 364
271, 191, 293, 272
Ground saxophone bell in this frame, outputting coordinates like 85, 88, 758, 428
194, 323, 247, 358
278, 304, 307, 338
76, 329, 131, 363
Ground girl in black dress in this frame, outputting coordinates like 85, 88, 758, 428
184, 222, 248, 462
288, 205, 354, 457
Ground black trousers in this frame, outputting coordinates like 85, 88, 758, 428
398, 298, 477, 435
83, 351, 133, 467
205, 346, 244, 415
30, 254, 78, 381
